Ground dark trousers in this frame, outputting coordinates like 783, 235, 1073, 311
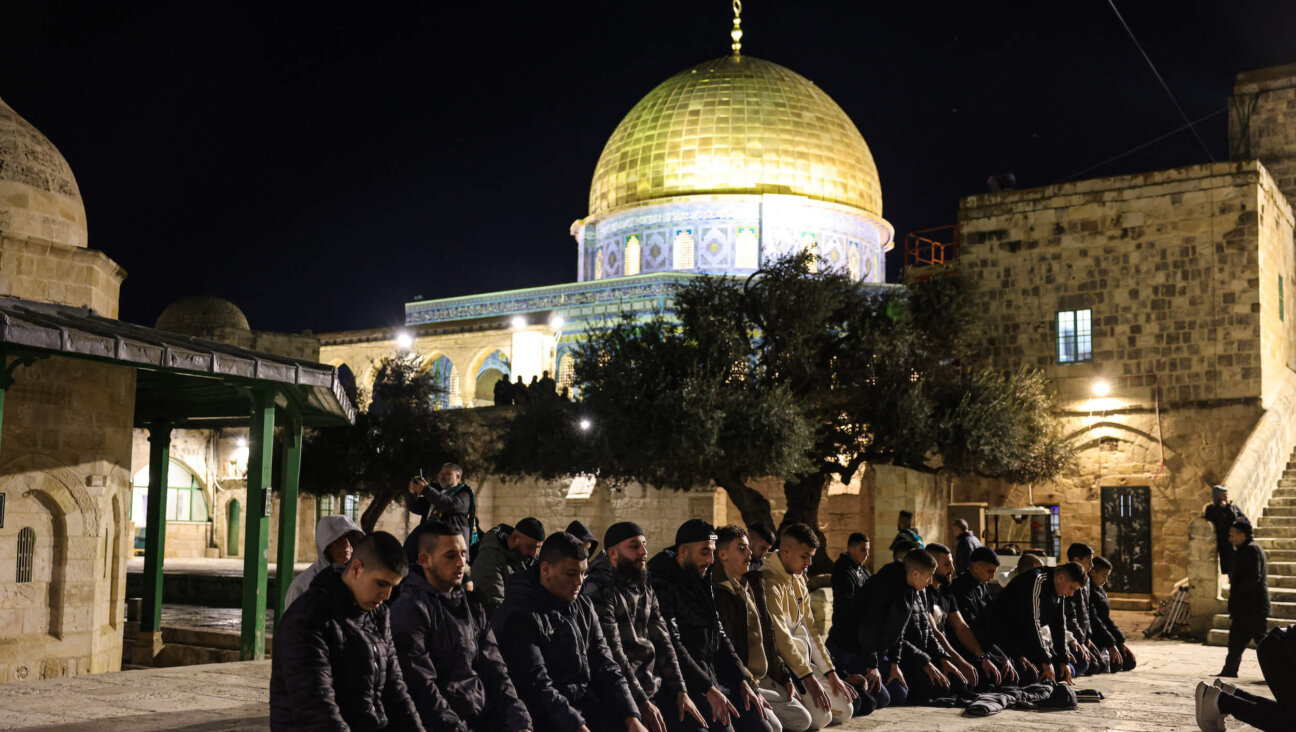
687, 687, 772, 732
1217, 630, 1296, 731
897, 657, 969, 705
532, 694, 634, 732
653, 689, 709, 732
825, 639, 886, 716
1222, 613, 1269, 675
1218, 541, 1236, 574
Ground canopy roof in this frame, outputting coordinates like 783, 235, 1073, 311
0, 297, 355, 428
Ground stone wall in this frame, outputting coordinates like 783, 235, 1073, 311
956, 162, 1290, 598
0, 356, 136, 682
0, 236, 125, 318
1231, 63, 1296, 208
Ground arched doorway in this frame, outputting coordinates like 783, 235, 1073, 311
131, 459, 209, 556
227, 500, 242, 556
475, 350, 511, 406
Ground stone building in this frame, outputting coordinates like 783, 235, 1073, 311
943, 63, 1296, 633
0, 94, 353, 681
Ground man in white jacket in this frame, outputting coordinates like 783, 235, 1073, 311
283, 514, 365, 610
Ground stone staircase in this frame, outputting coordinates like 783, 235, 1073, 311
1207, 456, 1296, 645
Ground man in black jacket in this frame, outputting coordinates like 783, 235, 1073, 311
1220, 519, 1270, 677
857, 549, 938, 708
494, 531, 647, 732
951, 520, 982, 576
406, 463, 477, 564
584, 521, 708, 732
1087, 556, 1136, 672
899, 544, 973, 704
648, 519, 771, 732
270, 531, 424, 732
1204, 485, 1246, 573
826, 532, 879, 712
980, 563, 1084, 686
391, 522, 531, 731
947, 547, 1018, 685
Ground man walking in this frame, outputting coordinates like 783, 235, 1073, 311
270, 532, 422, 731
494, 532, 647, 732
951, 520, 982, 576
470, 516, 544, 615
584, 521, 709, 732
1219, 519, 1270, 677
649, 519, 772, 732
391, 522, 532, 731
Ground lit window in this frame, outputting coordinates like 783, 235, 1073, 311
594, 247, 604, 280
673, 229, 695, 270
342, 495, 360, 522
1281, 275, 1285, 322
624, 235, 641, 276
131, 460, 208, 523
16, 527, 35, 583
316, 495, 336, 524
847, 244, 861, 280
558, 353, 575, 390
735, 226, 759, 269
802, 232, 819, 273
1057, 309, 1093, 363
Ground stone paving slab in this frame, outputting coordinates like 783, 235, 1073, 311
0, 637, 1270, 730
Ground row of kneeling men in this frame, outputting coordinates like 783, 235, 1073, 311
268, 519, 1134, 731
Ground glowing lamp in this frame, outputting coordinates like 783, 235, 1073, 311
395, 331, 414, 350
1092, 379, 1111, 398
511, 316, 527, 330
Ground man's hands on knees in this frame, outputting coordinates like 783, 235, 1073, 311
626, 717, 649, 732
887, 663, 907, 690
923, 662, 951, 688
862, 667, 883, 692
638, 700, 666, 732
979, 656, 1001, 685
678, 692, 707, 727
825, 671, 858, 701
803, 674, 832, 711
705, 686, 737, 725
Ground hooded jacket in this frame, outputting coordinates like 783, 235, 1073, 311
827, 552, 871, 652
582, 551, 688, 705
647, 548, 750, 695
857, 561, 922, 670
283, 515, 364, 611
492, 566, 638, 730
760, 553, 839, 680
470, 524, 534, 616
270, 568, 423, 732
390, 571, 530, 731
565, 520, 599, 555
984, 566, 1068, 668
711, 563, 792, 686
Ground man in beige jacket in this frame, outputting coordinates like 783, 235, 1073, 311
760, 524, 856, 729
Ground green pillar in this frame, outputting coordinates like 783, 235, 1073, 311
241, 388, 276, 660
273, 415, 303, 631
141, 423, 172, 634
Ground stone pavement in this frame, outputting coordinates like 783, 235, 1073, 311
0, 629, 1272, 730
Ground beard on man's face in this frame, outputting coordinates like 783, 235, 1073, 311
615, 554, 647, 582
934, 570, 952, 588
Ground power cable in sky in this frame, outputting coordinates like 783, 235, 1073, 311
1057, 107, 1225, 183
1106, 0, 1216, 162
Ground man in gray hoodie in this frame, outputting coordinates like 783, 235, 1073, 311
284, 514, 365, 610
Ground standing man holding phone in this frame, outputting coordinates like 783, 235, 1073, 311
406, 463, 478, 561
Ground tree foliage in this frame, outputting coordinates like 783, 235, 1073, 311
499, 253, 1074, 556
300, 354, 455, 532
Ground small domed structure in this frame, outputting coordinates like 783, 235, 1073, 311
0, 96, 88, 248
155, 296, 252, 339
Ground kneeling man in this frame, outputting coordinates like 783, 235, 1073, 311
392, 521, 532, 731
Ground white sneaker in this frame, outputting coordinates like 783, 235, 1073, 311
1211, 677, 1239, 696
1195, 681, 1226, 732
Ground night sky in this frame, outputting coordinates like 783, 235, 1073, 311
2, 1, 1293, 334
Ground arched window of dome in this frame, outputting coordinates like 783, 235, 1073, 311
624, 235, 642, 276
673, 228, 696, 270
802, 232, 819, 273
131, 460, 208, 526
427, 355, 460, 409
558, 352, 575, 391
735, 226, 759, 269
847, 243, 861, 280
595, 247, 604, 280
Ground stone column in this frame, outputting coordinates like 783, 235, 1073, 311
1187, 517, 1224, 639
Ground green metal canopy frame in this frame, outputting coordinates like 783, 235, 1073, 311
0, 297, 356, 661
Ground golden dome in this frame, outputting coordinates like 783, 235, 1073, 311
588, 55, 881, 218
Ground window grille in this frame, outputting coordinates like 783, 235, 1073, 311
16, 527, 35, 583
342, 495, 359, 522
624, 235, 641, 276
673, 229, 695, 270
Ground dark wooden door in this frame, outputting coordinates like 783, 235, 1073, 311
1101, 486, 1152, 593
